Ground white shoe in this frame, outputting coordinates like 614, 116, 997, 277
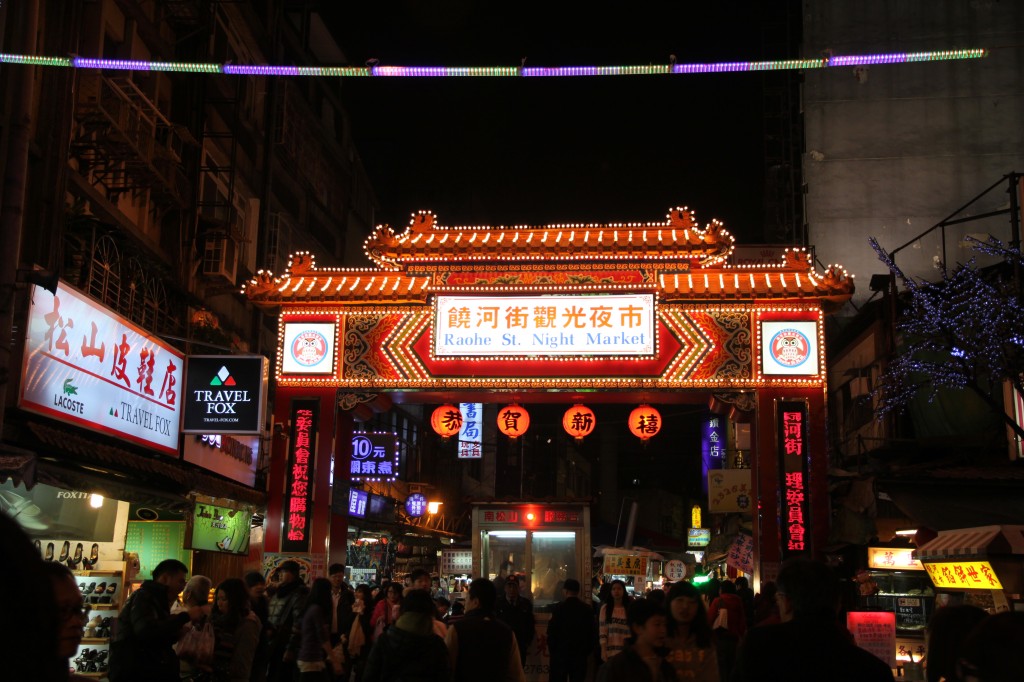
0, 490, 50, 530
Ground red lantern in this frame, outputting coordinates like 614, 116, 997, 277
497, 404, 530, 438
562, 404, 596, 440
430, 404, 463, 438
629, 404, 662, 440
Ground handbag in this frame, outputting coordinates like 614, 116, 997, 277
712, 607, 729, 631
178, 621, 216, 666
348, 617, 366, 657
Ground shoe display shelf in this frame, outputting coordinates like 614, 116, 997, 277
72, 566, 125, 678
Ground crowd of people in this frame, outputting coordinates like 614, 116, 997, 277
6, 508, 1024, 682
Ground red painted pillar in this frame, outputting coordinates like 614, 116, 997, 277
265, 387, 336, 560
329, 410, 354, 566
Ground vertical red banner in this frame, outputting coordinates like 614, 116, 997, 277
282, 399, 319, 553
777, 400, 809, 558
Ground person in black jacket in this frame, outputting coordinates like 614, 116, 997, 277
362, 589, 448, 682
546, 578, 596, 682
109, 558, 210, 682
731, 558, 894, 682
266, 560, 310, 682
596, 599, 676, 682
495, 575, 535, 665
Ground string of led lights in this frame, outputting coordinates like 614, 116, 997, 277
0, 48, 987, 76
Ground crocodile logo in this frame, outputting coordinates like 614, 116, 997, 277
62, 379, 79, 396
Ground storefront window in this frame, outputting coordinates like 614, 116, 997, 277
484, 530, 526, 584
531, 531, 577, 609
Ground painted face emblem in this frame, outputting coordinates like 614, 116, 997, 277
770, 329, 810, 367
291, 330, 328, 367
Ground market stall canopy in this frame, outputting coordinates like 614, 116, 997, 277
917, 525, 1024, 561
593, 545, 666, 561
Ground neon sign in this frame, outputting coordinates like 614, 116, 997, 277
282, 400, 318, 552
778, 400, 808, 557
350, 431, 400, 482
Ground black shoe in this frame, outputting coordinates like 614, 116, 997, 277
58, 540, 70, 563
44, 542, 54, 561
81, 542, 99, 569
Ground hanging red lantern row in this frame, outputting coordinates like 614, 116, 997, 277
562, 404, 596, 440
629, 404, 662, 440
430, 404, 463, 438
497, 403, 530, 438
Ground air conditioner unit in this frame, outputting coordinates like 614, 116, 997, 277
201, 233, 238, 283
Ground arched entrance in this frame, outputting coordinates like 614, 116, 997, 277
244, 204, 853, 590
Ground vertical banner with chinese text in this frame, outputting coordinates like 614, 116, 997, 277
701, 413, 725, 496
777, 400, 809, 559
282, 399, 318, 553
458, 402, 483, 459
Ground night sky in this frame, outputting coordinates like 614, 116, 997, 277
326, 1, 789, 242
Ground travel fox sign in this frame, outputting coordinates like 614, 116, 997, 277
182, 356, 269, 434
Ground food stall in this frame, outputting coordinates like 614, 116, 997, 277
917, 525, 1024, 612
471, 501, 592, 682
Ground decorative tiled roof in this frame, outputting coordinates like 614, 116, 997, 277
242, 206, 855, 308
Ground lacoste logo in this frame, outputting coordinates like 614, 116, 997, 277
209, 366, 236, 386
62, 378, 79, 396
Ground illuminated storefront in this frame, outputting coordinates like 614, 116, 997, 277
243, 205, 854, 586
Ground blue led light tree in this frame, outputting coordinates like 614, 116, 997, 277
869, 236, 1024, 442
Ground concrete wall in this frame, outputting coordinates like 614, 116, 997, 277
803, 1, 1024, 310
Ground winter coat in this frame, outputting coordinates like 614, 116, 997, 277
363, 612, 449, 682
109, 580, 191, 682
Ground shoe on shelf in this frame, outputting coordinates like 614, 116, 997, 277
58, 540, 70, 563
90, 583, 106, 603
44, 542, 54, 561
81, 542, 100, 569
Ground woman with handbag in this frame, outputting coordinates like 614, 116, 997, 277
347, 585, 374, 681
296, 579, 335, 681
209, 578, 261, 682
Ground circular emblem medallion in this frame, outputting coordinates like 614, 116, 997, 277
290, 330, 328, 367
769, 328, 810, 368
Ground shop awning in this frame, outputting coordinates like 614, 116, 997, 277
917, 525, 1024, 561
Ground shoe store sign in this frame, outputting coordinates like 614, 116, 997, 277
19, 281, 184, 456
433, 294, 655, 357
181, 355, 269, 434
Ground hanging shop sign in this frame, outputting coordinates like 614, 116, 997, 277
433, 294, 655, 357
347, 488, 368, 518
182, 355, 268, 434
20, 281, 184, 456
867, 547, 923, 571
923, 561, 1003, 590
405, 493, 428, 518
726, 533, 754, 575
497, 404, 530, 438
458, 402, 483, 459
182, 433, 259, 487
708, 469, 753, 513
778, 400, 809, 558
664, 559, 687, 582
603, 554, 649, 577
281, 321, 337, 375
846, 612, 897, 670
701, 413, 725, 495
629, 404, 661, 440
760, 320, 820, 376
562, 404, 596, 440
688, 528, 711, 547
350, 431, 400, 482
431, 404, 463, 438
282, 399, 318, 553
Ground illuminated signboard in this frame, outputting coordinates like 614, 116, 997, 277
350, 431, 399, 482
688, 528, 711, 547
708, 469, 752, 513
281, 400, 318, 553
761, 320, 820, 376
347, 489, 368, 518
281, 322, 337, 375
20, 281, 184, 456
479, 507, 583, 526
405, 493, 428, 518
458, 402, 483, 459
924, 561, 1003, 589
700, 414, 724, 495
433, 294, 655, 357
847, 612, 897, 670
778, 400, 809, 558
182, 355, 268, 434
867, 547, 924, 571
603, 554, 649, 577
441, 549, 473, 574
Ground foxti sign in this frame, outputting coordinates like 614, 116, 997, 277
182, 356, 269, 434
